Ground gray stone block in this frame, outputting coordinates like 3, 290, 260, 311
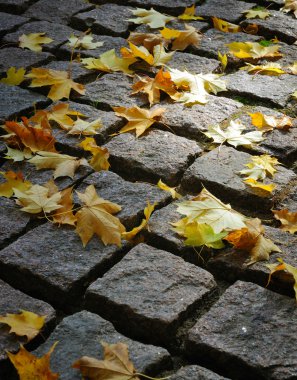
42, 60, 95, 83
0, 12, 28, 37
169, 52, 220, 73
171, 365, 230, 380
0, 0, 34, 13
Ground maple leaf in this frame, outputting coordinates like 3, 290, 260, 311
241, 62, 286, 76
14, 184, 62, 214
128, 7, 174, 28
8, 342, 59, 380
68, 33, 104, 50
0, 67, 25, 86
113, 105, 165, 137
272, 209, 297, 234
79, 137, 110, 171
239, 154, 279, 180
249, 112, 293, 132
0, 310, 45, 342
45, 103, 84, 130
81, 49, 137, 74
26, 68, 85, 101
67, 118, 102, 136
267, 258, 297, 299
52, 186, 77, 226
227, 41, 282, 59
128, 32, 168, 52
204, 120, 264, 147
132, 68, 180, 105
212, 17, 241, 33
122, 201, 155, 240
75, 185, 125, 247
124, 42, 174, 67
28, 151, 87, 179
19, 32, 53, 52
281, 0, 297, 18
157, 179, 181, 199
178, 4, 204, 20
218, 51, 228, 71
160, 25, 202, 51
4, 146, 32, 162
0, 171, 32, 198
242, 6, 270, 19
244, 178, 276, 195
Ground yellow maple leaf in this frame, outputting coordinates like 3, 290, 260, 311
244, 178, 276, 195
272, 209, 297, 234
128, 7, 174, 28
239, 154, 279, 180
26, 68, 85, 101
218, 51, 228, 71
242, 7, 270, 19
281, 0, 297, 18
75, 185, 125, 246
0, 310, 45, 341
124, 42, 174, 67
19, 32, 53, 52
157, 179, 181, 199
122, 201, 155, 240
79, 137, 110, 171
8, 342, 59, 380
249, 112, 293, 131
46, 103, 84, 130
178, 5, 204, 20
0, 67, 26, 86
0, 171, 32, 198
52, 186, 77, 226
67, 33, 104, 50
241, 62, 286, 76
160, 25, 202, 51
67, 118, 102, 136
212, 17, 241, 33
128, 32, 168, 52
227, 41, 282, 59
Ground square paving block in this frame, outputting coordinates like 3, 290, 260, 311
169, 52, 220, 73
85, 243, 217, 345
186, 281, 297, 380
0, 12, 28, 37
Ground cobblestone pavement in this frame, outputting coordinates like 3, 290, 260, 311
0, 0, 297, 379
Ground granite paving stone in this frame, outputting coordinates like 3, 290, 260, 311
0, 12, 29, 37
224, 71, 297, 107
0, 83, 48, 123
169, 52, 220, 73
0, 279, 56, 363
33, 311, 171, 380
0, 0, 34, 13
279, 186, 297, 212
71, 4, 133, 37
24, 0, 94, 25
276, 42, 297, 66
85, 243, 217, 345
0, 47, 54, 73
171, 365, 230, 380
181, 145, 296, 213
186, 281, 297, 380
126, 0, 196, 14
75, 170, 171, 229
105, 129, 202, 186
0, 223, 129, 308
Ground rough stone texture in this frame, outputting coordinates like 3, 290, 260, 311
24, 0, 94, 24
0, 279, 55, 362
42, 60, 95, 83
76, 170, 171, 229
85, 243, 217, 345
127, 0, 196, 14
186, 281, 297, 380
0, 83, 48, 123
79, 73, 148, 110
181, 145, 296, 213
105, 129, 202, 186
0, 198, 30, 250
0, 47, 53, 73
33, 311, 171, 380
0, 12, 28, 37
241, 11, 297, 44
276, 42, 297, 66
224, 71, 297, 107
169, 52, 220, 73
4, 21, 75, 51
71, 4, 133, 37
161, 97, 243, 141
0, 0, 34, 13
171, 365, 230, 380
0, 223, 129, 308
280, 186, 297, 212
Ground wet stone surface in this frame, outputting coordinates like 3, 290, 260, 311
33, 311, 172, 380
186, 281, 297, 380
105, 129, 202, 186
85, 243, 217, 345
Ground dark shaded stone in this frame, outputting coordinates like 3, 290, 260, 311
76, 170, 171, 229
241, 11, 297, 44
0, 197, 30, 250
0, 12, 28, 37
171, 365, 230, 380
0, 223, 129, 309
161, 96, 242, 141
186, 281, 297, 380
169, 52, 220, 73
279, 185, 297, 212
0, 279, 55, 362
34, 311, 172, 380
181, 145, 296, 214
85, 243, 217, 345
24, 0, 94, 24
105, 129, 202, 186
0, 83, 48, 123
0, 47, 53, 73
127, 0, 196, 15
0, 0, 34, 13
41, 60, 95, 83
71, 4, 132, 37
224, 71, 297, 107
79, 73, 148, 110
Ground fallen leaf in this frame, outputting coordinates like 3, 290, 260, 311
239, 154, 280, 180
157, 179, 181, 199
218, 51, 227, 71
0, 67, 26, 86
227, 41, 282, 59
4, 146, 32, 162
8, 342, 59, 380
242, 6, 270, 19
266, 258, 297, 299
46, 103, 84, 130
52, 186, 77, 226
212, 17, 241, 33
292, 90, 297, 99
178, 4, 204, 20
19, 32, 53, 52
124, 42, 174, 67
128, 7, 174, 28
113, 105, 165, 137
248, 234, 281, 265
244, 178, 276, 195
79, 137, 110, 171
249, 112, 293, 131
128, 32, 168, 51
75, 185, 125, 246
68, 33, 104, 50
0, 310, 45, 341
272, 209, 297, 234
67, 118, 102, 136
122, 201, 155, 240
26, 68, 85, 101
0, 171, 32, 198
160, 25, 202, 51
240, 62, 286, 76
225, 218, 264, 251
281, 0, 297, 18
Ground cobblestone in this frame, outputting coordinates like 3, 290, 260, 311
0, 12, 28, 37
